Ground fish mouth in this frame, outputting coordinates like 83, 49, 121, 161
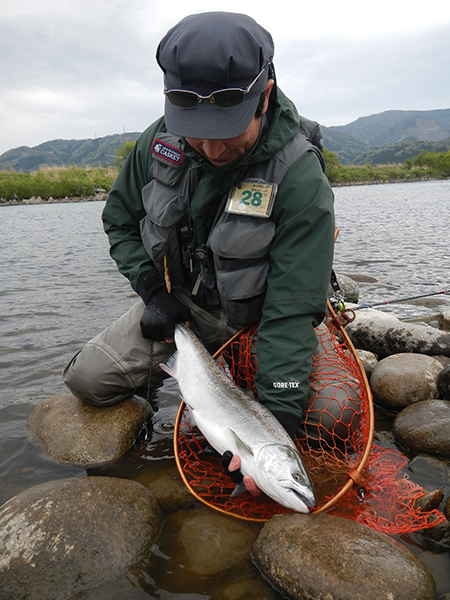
290, 488, 317, 509
281, 480, 317, 509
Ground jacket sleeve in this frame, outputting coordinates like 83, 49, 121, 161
101, 119, 166, 292
254, 150, 335, 420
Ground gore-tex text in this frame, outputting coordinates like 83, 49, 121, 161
272, 381, 300, 389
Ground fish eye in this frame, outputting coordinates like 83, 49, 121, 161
293, 472, 303, 483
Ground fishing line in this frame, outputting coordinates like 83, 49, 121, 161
353, 285, 450, 310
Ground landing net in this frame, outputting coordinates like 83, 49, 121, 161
174, 307, 445, 534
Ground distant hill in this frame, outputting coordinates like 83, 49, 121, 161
323, 108, 450, 164
351, 136, 450, 166
1, 108, 450, 170
330, 109, 450, 147
321, 128, 373, 165
0, 132, 141, 172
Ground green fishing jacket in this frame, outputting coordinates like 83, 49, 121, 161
102, 88, 335, 420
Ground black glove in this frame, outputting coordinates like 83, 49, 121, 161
221, 450, 244, 484
137, 271, 191, 341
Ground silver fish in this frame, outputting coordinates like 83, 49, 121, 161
161, 324, 317, 513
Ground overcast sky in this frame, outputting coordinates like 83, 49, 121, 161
1, 0, 450, 156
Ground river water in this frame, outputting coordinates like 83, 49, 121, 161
1, 179, 450, 598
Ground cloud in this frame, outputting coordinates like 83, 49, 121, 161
1, 1, 450, 155
277, 23, 450, 126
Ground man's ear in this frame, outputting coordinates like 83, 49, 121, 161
261, 79, 275, 116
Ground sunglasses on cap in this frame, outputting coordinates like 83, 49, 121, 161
164, 58, 273, 109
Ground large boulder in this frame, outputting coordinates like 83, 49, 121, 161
27, 393, 151, 468
346, 309, 450, 358
393, 400, 450, 458
370, 353, 443, 410
252, 513, 435, 600
0, 476, 162, 600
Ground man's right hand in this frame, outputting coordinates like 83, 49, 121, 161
228, 455, 262, 496
140, 286, 191, 342
221, 451, 262, 496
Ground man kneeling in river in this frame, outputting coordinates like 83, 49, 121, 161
63, 12, 337, 494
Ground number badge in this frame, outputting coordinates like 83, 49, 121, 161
225, 179, 278, 218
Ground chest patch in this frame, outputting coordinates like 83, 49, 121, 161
152, 139, 184, 165
226, 179, 278, 218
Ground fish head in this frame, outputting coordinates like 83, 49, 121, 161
255, 444, 317, 513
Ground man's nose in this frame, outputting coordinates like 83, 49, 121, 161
201, 139, 226, 160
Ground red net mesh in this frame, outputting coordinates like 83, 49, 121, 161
174, 317, 445, 533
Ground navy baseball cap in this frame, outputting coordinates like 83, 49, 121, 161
156, 12, 274, 140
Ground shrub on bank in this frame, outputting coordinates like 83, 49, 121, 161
0, 165, 119, 201
324, 149, 441, 185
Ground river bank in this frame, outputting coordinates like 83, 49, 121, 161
1, 176, 446, 207
0, 190, 108, 206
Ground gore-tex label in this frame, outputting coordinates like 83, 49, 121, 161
152, 139, 184, 164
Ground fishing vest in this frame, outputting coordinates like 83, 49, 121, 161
140, 120, 324, 326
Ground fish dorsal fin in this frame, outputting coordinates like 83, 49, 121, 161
229, 429, 254, 457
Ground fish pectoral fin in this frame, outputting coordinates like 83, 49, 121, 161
183, 399, 194, 411
230, 481, 247, 497
229, 429, 254, 457
183, 404, 196, 427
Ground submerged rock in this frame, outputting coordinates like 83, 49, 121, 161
171, 506, 261, 577
422, 519, 450, 553
0, 477, 162, 600
407, 454, 450, 486
341, 273, 378, 283
27, 393, 151, 468
393, 400, 450, 458
252, 513, 435, 600
346, 309, 450, 358
370, 353, 442, 410
414, 489, 445, 513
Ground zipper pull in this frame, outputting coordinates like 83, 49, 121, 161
192, 272, 203, 296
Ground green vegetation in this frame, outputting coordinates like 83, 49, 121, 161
114, 141, 136, 168
323, 148, 450, 185
411, 150, 450, 178
0, 148, 449, 202
0, 165, 119, 201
